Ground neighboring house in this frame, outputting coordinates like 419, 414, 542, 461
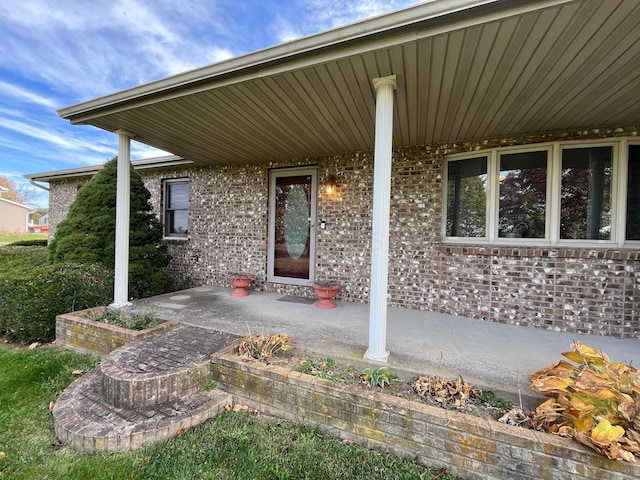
0, 194, 33, 233
38, 214, 48, 226
25, 0, 640, 351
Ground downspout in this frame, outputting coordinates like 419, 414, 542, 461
28, 179, 50, 191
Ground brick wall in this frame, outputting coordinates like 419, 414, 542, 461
56, 308, 179, 357
46, 126, 640, 337
47, 178, 87, 238
210, 352, 640, 480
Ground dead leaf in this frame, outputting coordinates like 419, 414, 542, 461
49, 401, 56, 411
72, 370, 84, 376
28, 342, 40, 350
591, 418, 625, 444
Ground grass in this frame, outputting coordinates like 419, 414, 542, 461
0, 232, 47, 246
0, 344, 465, 480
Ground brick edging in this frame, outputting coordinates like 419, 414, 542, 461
210, 352, 639, 480
56, 308, 179, 357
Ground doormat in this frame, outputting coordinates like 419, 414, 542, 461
276, 295, 317, 305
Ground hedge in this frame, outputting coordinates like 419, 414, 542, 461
0, 261, 113, 343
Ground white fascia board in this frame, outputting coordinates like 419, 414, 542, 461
58, 0, 573, 124
23, 155, 192, 183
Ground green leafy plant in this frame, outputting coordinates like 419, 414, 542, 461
295, 358, 356, 384
361, 367, 400, 388
237, 333, 293, 362
480, 391, 512, 410
530, 342, 640, 463
90, 307, 162, 331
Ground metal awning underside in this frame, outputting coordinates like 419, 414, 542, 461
58, 0, 640, 167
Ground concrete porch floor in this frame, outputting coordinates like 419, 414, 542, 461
136, 286, 639, 408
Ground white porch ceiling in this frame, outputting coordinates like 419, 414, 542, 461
59, 0, 640, 167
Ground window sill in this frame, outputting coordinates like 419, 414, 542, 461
162, 236, 189, 242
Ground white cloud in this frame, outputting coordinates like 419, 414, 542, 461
0, 0, 245, 100
130, 141, 172, 160
0, 81, 59, 109
270, 0, 421, 44
0, 117, 113, 154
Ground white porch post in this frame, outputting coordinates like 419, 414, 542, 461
364, 75, 396, 362
111, 130, 133, 308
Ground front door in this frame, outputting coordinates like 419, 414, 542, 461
268, 167, 317, 285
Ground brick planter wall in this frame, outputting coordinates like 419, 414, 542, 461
210, 352, 639, 480
56, 307, 179, 357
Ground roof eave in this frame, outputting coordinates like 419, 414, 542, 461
59, 0, 569, 125
23, 155, 192, 183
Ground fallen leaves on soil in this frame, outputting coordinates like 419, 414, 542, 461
412, 375, 482, 412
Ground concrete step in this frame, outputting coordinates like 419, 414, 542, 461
53, 369, 232, 453
99, 326, 236, 408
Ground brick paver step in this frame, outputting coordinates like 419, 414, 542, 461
53, 368, 232, 453
100, 326, 237, 408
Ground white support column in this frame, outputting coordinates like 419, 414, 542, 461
111, 130, 133, 308
364, 75, 396, 362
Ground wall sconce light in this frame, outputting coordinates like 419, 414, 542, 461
325, 175, 338, 195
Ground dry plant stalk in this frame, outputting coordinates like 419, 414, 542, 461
237, 333, 293, 362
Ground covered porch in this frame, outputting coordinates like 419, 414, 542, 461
135, 286, 639, 408
55, 0, 640, 354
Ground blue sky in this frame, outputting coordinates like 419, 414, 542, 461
0, 0, 421, 207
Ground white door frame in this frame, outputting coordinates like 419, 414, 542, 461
267, 166, 318, 286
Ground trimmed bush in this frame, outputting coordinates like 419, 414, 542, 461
0, 262, 113, 343
0, 245, 49, 271
8, 239, 48, 247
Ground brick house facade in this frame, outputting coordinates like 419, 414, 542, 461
27, 0, 640, 352
45, 125, 640, 338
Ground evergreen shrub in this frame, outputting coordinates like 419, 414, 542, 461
48, 157, 172, 298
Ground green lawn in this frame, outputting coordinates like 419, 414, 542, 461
0, 232, 48, 245
0, 344, 463, 480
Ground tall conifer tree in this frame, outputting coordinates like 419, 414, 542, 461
49, 157, 171, 298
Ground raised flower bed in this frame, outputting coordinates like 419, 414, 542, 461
56, 306, 179, 357
210, 350, 638, 480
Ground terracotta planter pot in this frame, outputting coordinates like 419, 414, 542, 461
230, 275, 254, 297
312, 283, 340, 309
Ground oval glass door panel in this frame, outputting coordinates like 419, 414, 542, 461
283, 183, 309, 260
274, 176, 311, 279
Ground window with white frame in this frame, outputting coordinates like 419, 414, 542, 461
498, 150, 548, 239
446, 156, 487, 237
626, 145, 640, 240
444, 140, 639, 247
163, 179, 189, 238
